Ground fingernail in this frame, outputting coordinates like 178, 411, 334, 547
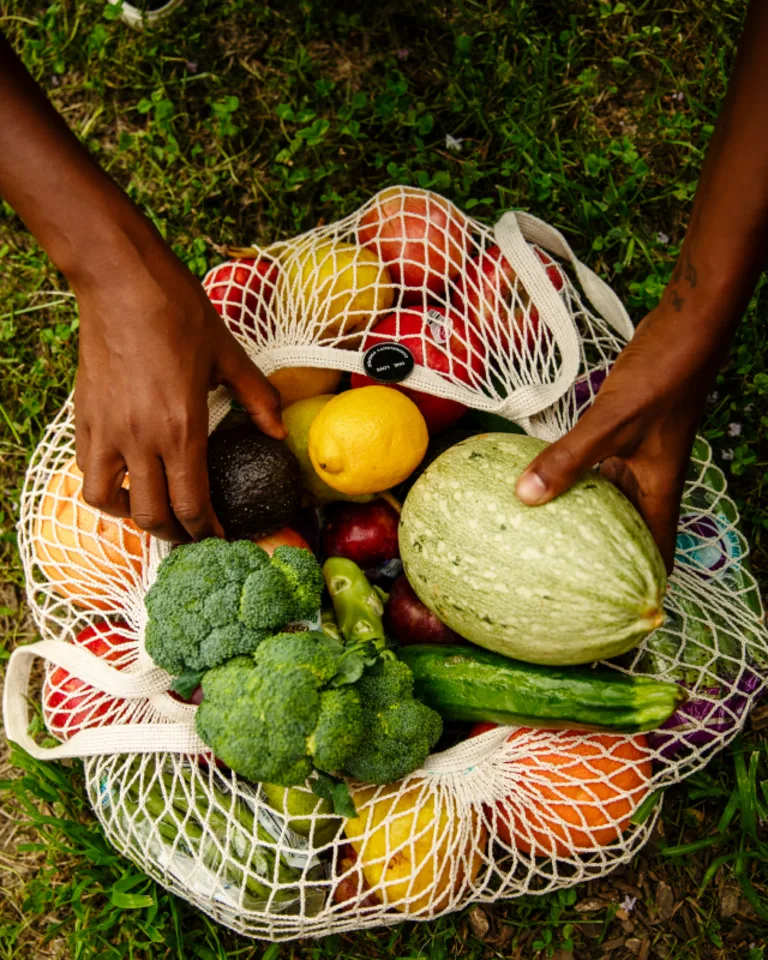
516, 470, 548, 505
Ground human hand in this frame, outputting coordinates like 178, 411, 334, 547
515, 305, 718, 573
72, 234, 284, 543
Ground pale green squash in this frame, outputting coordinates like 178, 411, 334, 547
398, 433, 666, 666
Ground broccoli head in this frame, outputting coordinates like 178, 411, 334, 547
195, 631, 365, 786
145, 539, 324, 675
342, 658, 443, 785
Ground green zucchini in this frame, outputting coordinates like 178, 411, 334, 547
399, 645, 687, 734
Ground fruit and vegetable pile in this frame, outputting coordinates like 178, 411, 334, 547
9, 188, 768, 942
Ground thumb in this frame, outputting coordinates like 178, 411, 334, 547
217, 343, 287, 441
515, 407, 617, 506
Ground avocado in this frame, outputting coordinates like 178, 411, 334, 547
207, 422, 303, 540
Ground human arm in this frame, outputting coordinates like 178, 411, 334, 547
0, 34, 284, 543
515, 0, 768, 572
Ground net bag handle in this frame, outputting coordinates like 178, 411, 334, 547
3, 639, 508, 780
493, 211, 633, 421
506, 211, 634, 340
3, 639, 207, 761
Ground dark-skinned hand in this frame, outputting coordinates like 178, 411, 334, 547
73, 239, 284, 543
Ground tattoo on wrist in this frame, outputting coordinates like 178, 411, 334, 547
667, 247, 697, 311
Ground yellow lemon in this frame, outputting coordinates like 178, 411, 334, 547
278, 240, 394, 344
268, 366, 342, 407
283, 395, 373, 504
308, 386, 428, 496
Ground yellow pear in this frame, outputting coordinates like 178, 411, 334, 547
278, 240, 394, 344
344, 780, 487, 914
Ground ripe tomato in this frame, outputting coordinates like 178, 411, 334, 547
43, 622, 135, 740
350, 307, 485, 433
468, 723, 651, 857
204, 257, 279, 332
358, 187, 467, 301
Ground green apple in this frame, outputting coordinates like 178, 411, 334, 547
282, 394, 373, 505
260, 782, 340, 844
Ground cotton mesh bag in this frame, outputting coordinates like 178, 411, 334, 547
4, 186, 767, 941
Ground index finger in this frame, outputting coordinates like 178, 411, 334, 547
164, 433, 225, 542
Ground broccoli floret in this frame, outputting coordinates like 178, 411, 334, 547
240, 564, 297, 631
144, 539, 325, 675
195, 632, 365, 786
255, 629, 340, 682
271, 547, 326, 622
312, 687, 364, 773
342, 659, 443, 785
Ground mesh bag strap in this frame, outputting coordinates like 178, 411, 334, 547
3, 640, 206, 760
511, 211, 634, 340
493, 211, 633, 422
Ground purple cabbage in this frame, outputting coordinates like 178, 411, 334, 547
571, 364, 612, 421
675, 512, 743, 581
649, 668, 763, 758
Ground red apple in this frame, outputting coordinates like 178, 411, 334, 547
322, 499, 400, 569
358, 187, 467, 301
452, 244, 547, 357
253, 526, 312, 556
204, 256, 279, 333
534, 246, 565, 292
384, 574, 464, 646
350, 306, 486, 432
43, 622, 135, 740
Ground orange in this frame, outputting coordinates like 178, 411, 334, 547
267, 366, 342, 407
33, 457, 148, 611
489, 728, 652, 858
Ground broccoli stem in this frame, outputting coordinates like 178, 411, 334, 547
323, 558, 388, 649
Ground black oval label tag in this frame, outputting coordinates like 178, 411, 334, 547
362, 342, 415, 384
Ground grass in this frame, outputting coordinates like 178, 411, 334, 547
0, 0, 767, 957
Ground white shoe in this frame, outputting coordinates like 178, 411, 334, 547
108, 0, 185, 29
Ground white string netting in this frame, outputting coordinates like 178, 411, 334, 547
4, 186, 767, 941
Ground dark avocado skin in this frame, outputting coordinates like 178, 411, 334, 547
207, 422, 302, 539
